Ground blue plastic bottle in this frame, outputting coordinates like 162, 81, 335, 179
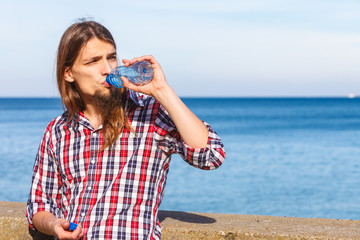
106, 60, 154, 88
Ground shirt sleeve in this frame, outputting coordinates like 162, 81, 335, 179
26, 124, 63, 229
154, 104, 226, 170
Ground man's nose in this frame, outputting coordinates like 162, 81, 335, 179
101, 59, 113, 75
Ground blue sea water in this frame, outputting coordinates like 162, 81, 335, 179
1, 97, 360, 220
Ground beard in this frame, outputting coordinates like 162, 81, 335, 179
93, 87, 124, 119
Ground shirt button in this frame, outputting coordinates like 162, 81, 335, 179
91, 160, 96, 164
87, 186, 92, 190
81, 213, 85, 217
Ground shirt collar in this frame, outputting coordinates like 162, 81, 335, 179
127, 89, 147, 107
77, 111, 97, 130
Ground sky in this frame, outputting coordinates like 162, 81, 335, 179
0, 0, 359, 97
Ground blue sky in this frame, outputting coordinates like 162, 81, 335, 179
0, 0, 359, 97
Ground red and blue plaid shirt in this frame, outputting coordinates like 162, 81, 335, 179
26, 90, 226, 239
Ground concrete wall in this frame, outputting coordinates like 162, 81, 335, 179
1, 201, 359, 240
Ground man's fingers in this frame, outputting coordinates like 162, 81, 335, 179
73, 224, 84, 240
121, 77, 140, 92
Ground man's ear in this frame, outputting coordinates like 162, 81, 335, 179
64, 67, 75, 83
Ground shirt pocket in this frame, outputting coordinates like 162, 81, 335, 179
59, 151, 89, 190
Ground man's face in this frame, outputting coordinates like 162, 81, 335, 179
65, 37, 118, 104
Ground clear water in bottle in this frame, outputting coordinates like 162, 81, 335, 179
106, 60, 154, 88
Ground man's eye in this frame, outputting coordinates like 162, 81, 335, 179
86, 60, 97, 65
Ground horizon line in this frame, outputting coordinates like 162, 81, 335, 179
0, 95, 358, 99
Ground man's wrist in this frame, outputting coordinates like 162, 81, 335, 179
153, 85, 176, 106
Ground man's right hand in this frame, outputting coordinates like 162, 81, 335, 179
32, 211, 83, 240
51, 218, 83, 240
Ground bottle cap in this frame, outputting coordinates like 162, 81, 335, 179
69, 222, 77, 231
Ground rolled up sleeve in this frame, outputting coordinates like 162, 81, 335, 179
176, 121, 225, 170
155, 105, 225, 170
26, 126, 62, 229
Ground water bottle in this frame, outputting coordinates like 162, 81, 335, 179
106, 60, 154, 88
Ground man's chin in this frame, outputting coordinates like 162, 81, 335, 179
93, 88, 122, 110
94, 88, 112, 98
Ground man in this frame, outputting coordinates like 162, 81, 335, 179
26, 19, 225, 240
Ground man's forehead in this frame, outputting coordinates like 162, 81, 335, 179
79, 38, 116, 58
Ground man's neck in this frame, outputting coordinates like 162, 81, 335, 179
83, 104, 104, 130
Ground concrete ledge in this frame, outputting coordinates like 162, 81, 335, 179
1, 201, 359, 239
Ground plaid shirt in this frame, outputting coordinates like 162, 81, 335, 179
26, 90, 225, 239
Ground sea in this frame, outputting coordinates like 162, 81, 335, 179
1, 97, 360, 220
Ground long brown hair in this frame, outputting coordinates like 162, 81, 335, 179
56, 19, 130, 149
